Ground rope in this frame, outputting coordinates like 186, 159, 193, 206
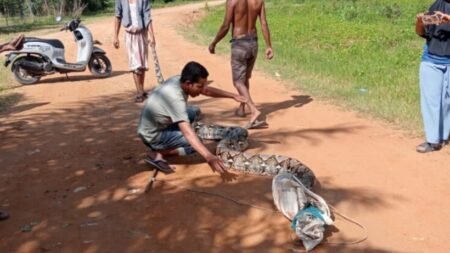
150, 177, 278, 213
149, 176, 368, 247
326, 205, 368, 245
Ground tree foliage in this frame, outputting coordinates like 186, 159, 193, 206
0, 0, 111, 18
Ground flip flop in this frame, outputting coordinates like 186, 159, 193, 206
144, 158, 175, 174
0, 210, 9, 221
134, 95, 145, 103
245, 119, 268, 129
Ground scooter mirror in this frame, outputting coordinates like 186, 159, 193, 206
56, 16, 62, 23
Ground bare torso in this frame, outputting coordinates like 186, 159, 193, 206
231, 0, 263, 38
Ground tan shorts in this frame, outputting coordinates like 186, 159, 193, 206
231, 35, 258, 84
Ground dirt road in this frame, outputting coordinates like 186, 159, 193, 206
1, 2, 449, 253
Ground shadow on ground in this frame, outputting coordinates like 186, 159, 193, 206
0, 91, 401, 253
0, 92, 23, 113
38, 71, 129, 84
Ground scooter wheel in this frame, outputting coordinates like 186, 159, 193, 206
12, 58, 41, 85
89, 54, 112, 77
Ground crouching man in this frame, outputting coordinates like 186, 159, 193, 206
137, 61, 247, 174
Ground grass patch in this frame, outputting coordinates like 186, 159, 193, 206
188, 0, 434, 132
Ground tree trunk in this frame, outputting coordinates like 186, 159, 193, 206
58, 0, 66, 17
73, 0, 78, 15
43, 0, 50, 16
3, 2, 9, 27
25, 0, 34, 21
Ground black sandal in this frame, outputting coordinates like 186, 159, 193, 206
0, 210, 9, 221
144, 158, 175, 174
416, 142, 442, 153
134, 95, 145, 103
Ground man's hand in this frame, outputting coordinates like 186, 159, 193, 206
113, 37, 120, 49
421, 11, 450, 25
233, 95, 247, 103
266, 47, 274, 60
206, 155, 227, 174
209, 43, 216, 54
416, 12, 424, 21
220, 170, 238, 182
436, 11, 450, 24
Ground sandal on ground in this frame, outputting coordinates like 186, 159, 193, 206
416, 142, 442, 153
0, 210, 9, 221
144, 158, 175, 174
134, 95, 145, 103
245, 119, 268, 129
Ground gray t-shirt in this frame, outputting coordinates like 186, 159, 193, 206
137, 75, 189, 143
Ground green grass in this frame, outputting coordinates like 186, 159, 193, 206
189, 0, 435, 132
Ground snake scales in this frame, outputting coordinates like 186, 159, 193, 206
151, 47, 315, 186
193, 122, 316, 188
151, 46, 164, 84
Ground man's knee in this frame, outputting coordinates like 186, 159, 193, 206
187, 106, 202, 122
233, 79, 247, 89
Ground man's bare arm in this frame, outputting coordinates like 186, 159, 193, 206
178, 121, 226, 173
114, 17, 121, 49
209, 0, 235, 54
259, 1, 274, 59
201, 86, 245, 101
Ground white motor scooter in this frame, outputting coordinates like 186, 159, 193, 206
4, 17, 112, 85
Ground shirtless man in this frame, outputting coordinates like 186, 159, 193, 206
209, 0, 273, 129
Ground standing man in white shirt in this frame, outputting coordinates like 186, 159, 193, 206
114, 0, 156, 103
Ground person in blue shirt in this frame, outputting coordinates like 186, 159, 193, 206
415, 0, 450, 153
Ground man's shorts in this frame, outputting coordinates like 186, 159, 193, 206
142, 106, 201, 155
231, 35, 258, 84
125, 29, 149, 72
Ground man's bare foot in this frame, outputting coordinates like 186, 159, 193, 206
234, 107, 246, 117
234, 102, 248, 117
12, 34, 25, 48
249, 110, 262, 124
245, 110, 268, 129
0, 35, 25, 53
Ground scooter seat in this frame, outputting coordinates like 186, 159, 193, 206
25, 37, 64, 49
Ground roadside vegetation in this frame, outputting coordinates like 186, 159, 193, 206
190, 0, 433, 131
